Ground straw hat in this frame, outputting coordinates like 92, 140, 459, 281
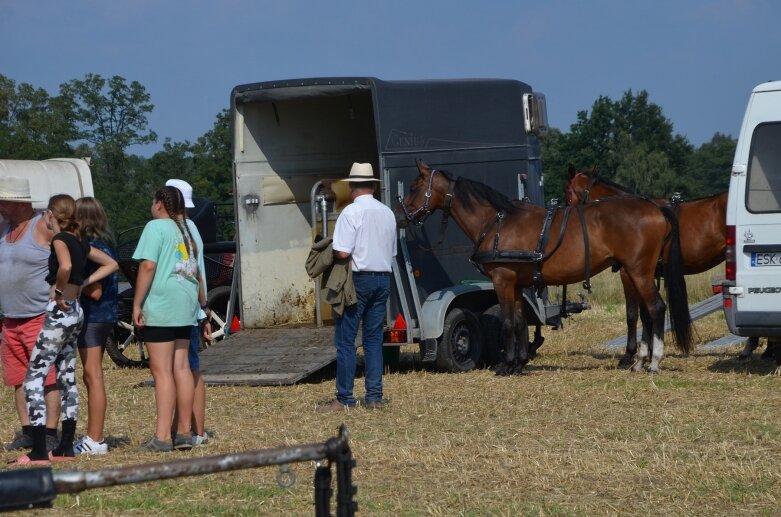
339, 163, 380, 182
165, 178, 195, 208
0, 177, 38, 203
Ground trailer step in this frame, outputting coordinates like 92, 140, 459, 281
199, 326, 335, 386
600, 294, 727, 350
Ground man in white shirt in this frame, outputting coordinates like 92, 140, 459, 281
319, 163, 397, 412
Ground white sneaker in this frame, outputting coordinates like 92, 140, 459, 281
191, 432, 209, 447
73, 435, 108, 455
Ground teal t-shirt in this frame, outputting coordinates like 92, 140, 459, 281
132, 218, 204, 327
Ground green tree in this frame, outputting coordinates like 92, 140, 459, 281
684, 132, 736, 196
0, 74, 76, 159
60, 74, 158, 231
542, 89, 694, 201
190, 109, 232, 203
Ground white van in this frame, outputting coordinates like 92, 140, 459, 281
723, 81, 781, 337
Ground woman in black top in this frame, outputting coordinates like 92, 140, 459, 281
12, 194, 117, 465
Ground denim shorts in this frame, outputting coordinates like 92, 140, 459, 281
78, 321, 114, 349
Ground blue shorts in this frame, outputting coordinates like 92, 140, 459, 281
78, 321, 114, 349
188, 325, 200, 371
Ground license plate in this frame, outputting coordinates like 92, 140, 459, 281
751, 252, 781, 266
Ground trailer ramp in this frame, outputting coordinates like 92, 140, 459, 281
199, 326, 335, 386
599, 295, 746, 351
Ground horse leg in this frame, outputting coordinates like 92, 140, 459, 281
529, 324, 544, 358
618, 270, 641, 368
511, 301, 529, 375
644, 290, 667, 373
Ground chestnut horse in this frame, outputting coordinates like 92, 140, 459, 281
565, 166, 726, 365
400, 160, 692, 374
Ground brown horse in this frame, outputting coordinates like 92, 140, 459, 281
399, 160, 692, 374
564, 166, 726, 365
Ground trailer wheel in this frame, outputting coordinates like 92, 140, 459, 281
479, 305, 504, 367
436, 308, 483, 372
106, 288, 149, 368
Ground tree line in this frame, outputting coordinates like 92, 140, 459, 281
1, 73, 735, 236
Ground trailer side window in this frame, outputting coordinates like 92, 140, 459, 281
747, 122, 781, 213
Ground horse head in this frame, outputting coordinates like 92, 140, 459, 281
397, 159, 452, 226
564, 164, 597, 206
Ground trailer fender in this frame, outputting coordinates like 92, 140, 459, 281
419, 283, 496, 340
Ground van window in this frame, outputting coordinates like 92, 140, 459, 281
747, 122, 781, 213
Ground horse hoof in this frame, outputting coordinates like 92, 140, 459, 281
631, 362, 645, 373
737, 352, 752, 361
617, 355, 634, 368
647, 366, 660, 374
494, 365, 511, 377
511, 365, 525, 375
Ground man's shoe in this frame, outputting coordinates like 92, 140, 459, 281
138, 437, 173, 453
74, 435, 108, 456
4, 431, 32, 451
364, 400, 387, 410
317, 399, 353, 413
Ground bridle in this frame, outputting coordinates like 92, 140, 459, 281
566, 172, 598, 205
398, 169, 451, 225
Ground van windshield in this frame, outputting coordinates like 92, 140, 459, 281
747, 122, 781, 213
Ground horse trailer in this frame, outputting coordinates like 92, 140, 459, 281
202, 77, 581, 383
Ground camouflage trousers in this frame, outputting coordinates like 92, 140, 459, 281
24, 300, 84, 426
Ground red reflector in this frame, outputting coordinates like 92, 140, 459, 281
723, 298, 733, 309
386, 313, 407, 343
725, 225, 736, 281
387, 330, 406, 343
712, 284, 723, 294
230, 316, 241, 333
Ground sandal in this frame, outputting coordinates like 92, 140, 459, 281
8, 454, 51, 465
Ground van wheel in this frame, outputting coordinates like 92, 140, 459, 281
479, 305, 504, 367
436, 308, 483, 372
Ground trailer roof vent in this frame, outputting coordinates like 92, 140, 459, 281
523, 93, 549, 137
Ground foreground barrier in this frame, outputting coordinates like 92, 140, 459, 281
0, 425, 356, 516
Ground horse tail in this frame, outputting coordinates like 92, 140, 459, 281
660, 206, 693, 354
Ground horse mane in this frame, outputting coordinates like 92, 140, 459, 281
444, 171, 519, 214
577, 170, 640, 196
577, 170, 727, 203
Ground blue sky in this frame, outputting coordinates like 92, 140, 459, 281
2, 0, 779, 156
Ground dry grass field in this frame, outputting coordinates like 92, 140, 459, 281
2, 268, 781, 516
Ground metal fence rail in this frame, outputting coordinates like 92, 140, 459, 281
0, 425, 356, 517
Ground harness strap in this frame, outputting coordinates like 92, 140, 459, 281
576, 203, 592, 292
532, 202, 559, 294
436, 179, 457, 246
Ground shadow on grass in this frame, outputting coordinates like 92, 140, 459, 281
707, 355, 780, 375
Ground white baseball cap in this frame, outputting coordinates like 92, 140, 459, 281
165, 179, 194, 208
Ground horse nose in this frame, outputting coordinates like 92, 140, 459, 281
394, 207, 409, 228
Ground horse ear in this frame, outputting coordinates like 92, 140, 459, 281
588, 165, 596, 174
416, 159, 430, 175
567, 164, 576, 179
